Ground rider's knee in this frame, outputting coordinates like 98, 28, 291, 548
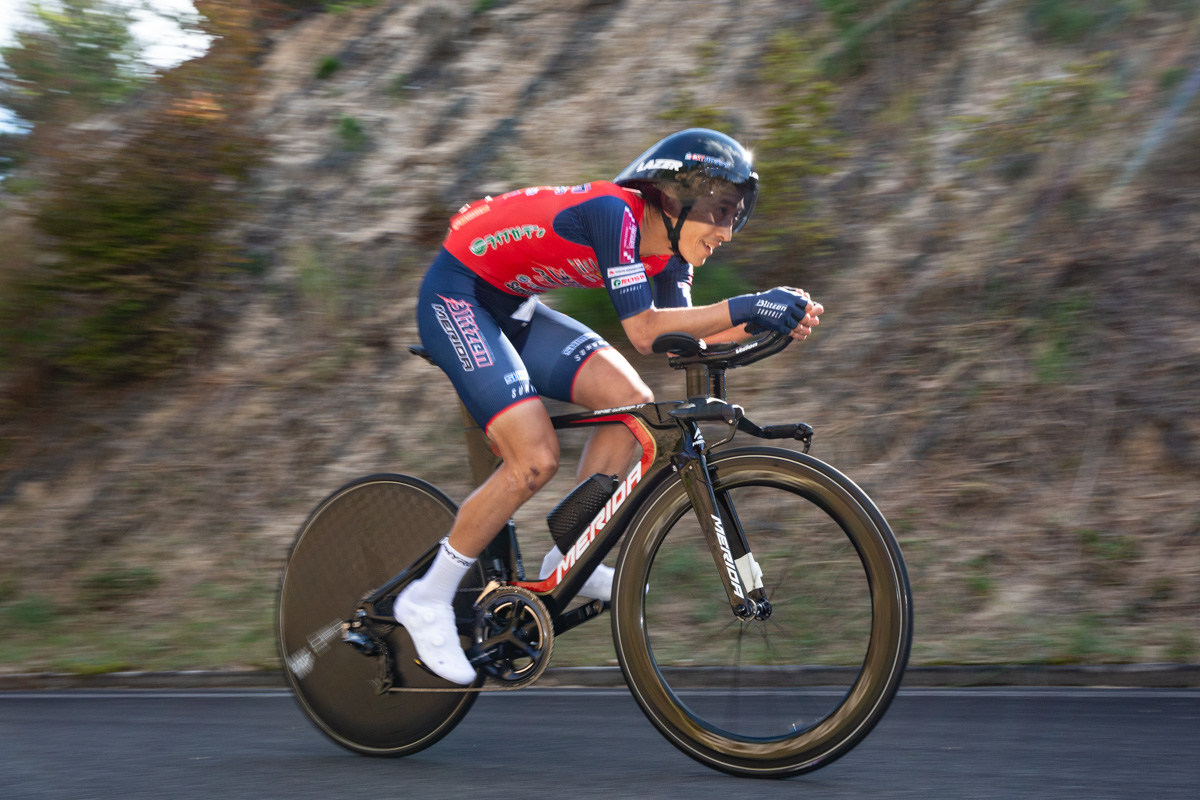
615, 378, 653, 407
509, 442, 559, 496
630, 383, 654, 405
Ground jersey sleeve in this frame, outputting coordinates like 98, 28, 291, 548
562, 195, 654, 319
652, 256, 694, 309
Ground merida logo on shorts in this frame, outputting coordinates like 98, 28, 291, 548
469, 225, 546, 256
434, 296, 494, 371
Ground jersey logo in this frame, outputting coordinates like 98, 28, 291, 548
449, 203, 491, 231
620, 206, 638, 265
608, 263, 647, 291
469, 225, 547, 257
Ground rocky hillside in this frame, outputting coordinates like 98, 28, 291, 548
2, 0, 1198, 674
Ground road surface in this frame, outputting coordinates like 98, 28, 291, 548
1, 687, 1197, 799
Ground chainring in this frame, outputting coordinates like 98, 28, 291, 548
472, 585, 554, 688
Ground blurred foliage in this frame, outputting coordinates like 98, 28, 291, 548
958, 55, 1121, 182
315, 55, 341, 79
0, 0, 146, 127
0, 1, 266, 390
1026, 0, 1136, 44
817, 0, 887, 76
81, 566, 161, 610
736, 30, 843, 285
336, 113, 369, 150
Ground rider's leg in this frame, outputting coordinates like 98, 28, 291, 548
447, 399, 560, 557
538, 348, 653, 600
396, 398, 560, 684
570, 347, 654, 481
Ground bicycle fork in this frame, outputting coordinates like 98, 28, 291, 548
672, 421, 770, 621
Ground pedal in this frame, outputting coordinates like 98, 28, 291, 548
341, 628, 381, 656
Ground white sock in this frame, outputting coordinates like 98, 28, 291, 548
539, 545, 565, 580
540, 544, 612, 602
411, 537, 475, 604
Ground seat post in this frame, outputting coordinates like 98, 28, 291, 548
710, 368, 727, 401
685, 364, 710, 402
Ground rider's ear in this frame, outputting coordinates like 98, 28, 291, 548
659, 193, 683, 218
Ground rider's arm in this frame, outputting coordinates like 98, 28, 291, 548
620, 302, 740, 355
622, 288, 822, 354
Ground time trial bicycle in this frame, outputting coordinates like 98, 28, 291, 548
277, 329, 913, 778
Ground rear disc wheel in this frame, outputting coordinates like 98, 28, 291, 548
277, 474, 485, 756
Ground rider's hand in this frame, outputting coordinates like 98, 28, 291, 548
729, 287, 820, 338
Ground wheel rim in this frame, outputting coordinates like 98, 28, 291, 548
616, 454, 910, 772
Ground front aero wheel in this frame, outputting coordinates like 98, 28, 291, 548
278, 474, 485, 756
612, 449, 912, 778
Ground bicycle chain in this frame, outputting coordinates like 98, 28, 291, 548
376, 584, 553, 693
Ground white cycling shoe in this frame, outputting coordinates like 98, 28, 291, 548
539, 546, 613, 602
394, 584, 477, 685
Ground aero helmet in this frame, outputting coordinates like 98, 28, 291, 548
614, 128, 758, 259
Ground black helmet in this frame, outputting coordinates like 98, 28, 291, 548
614, 129, 758, 258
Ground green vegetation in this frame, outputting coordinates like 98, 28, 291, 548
0, 0, 146, 126
81, 567, 160, 610
0, 2, 265, 391
1026, 0, 1134, 44
959, 56, 1120, 182
336, 114, 370, 150
386, 73, 409, 99
315, 55, 341, 79
737, 31, 843, 283
1027, 291, 1091, 384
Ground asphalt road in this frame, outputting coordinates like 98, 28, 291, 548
2, 687, 1197, 799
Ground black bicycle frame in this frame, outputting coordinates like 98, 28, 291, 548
360, 332, 812, 629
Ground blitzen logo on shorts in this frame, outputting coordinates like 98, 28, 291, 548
433, 296, 494, 371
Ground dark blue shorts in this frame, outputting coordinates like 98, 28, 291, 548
417, 249, 611, 432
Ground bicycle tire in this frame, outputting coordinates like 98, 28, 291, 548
277, 474, 485, 756
612, 448, 912, 778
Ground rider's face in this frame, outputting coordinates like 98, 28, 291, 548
663, 190, 742, 266
677, 216, 733, 266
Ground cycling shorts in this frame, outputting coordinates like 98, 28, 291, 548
416, 248, 612, 433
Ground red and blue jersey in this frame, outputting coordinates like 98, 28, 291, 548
442, 181, 693, 319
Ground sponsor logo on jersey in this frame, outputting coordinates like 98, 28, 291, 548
566, 257, 601, 283
636, 158, 683, 172
449, 202, 491, 231
503, 264, 586, 295
469, 224, 547, 256
610, 263, 648, 290
620, 206, 638, 264
436, 295, 494, 370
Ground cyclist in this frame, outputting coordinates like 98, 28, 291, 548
397, 128, 824, 684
